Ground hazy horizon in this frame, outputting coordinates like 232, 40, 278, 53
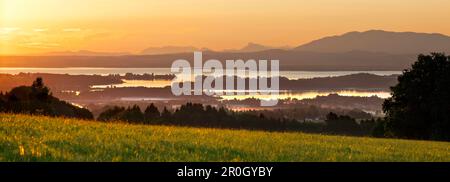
2, 0, 450, 55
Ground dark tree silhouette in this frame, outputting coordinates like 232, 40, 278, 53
122, 105, 144, 123
32, 77, 45, 88
97, 102, 375, 135
144, 103, 160, 123
97, 106, 126, 121
325, 112, 361, 134
31, 77, 50, 101
160, 106, 172, 123
0, 77, 93, 119
383, 53, 450, 141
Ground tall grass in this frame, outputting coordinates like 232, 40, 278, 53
0, 113, 449, 162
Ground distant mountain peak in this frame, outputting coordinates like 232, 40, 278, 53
295, 30, 450, 54
140, 46, 203, 55
241, 42, 270, 51
224, 42, 291, 53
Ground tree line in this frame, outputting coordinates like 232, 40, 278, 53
97, 102, 380, 136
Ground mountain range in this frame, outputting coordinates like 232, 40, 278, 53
294, 30, 450, 54
4, 30, 450, 70
41, 30, 450, 56
223, 42, 292, 53
138, 43, 291, 55
43, 50, 130, 56
140, 46, 208, 55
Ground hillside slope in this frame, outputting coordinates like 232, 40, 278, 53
295, 30, 450, 54
0, 114, 449, 162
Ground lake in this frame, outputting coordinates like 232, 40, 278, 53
0, 67, 395, 100
219, 90, 391, 100
0, 67, 401, 80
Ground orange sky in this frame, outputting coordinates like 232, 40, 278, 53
1, 0, 450, 55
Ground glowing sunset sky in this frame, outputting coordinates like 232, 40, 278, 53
1, 0, 450, 55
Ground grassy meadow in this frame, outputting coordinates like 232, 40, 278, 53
0, 113, 449, 162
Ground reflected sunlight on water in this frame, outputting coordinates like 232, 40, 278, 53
219, 90, 391, 101
91, 79, 172, 88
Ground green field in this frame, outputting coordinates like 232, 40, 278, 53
0, 113, 449, 162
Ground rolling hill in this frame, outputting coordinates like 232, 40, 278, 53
0, 113, 449, 162
295, 30, 450, 54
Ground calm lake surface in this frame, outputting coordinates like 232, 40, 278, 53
219, 90, 391, 100
0, 67, 401, 80
0, 67, 395, 99
118, 90, 391, 102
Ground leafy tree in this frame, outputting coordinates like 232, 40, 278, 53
383, 53, 450, 141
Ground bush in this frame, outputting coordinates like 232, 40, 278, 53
0, 77, 93, 119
